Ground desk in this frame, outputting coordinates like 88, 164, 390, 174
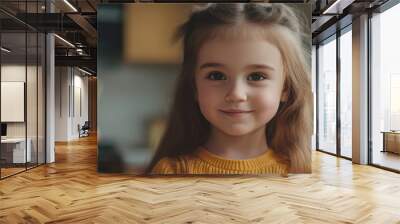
381, 131, 400, 154
1, 138, 31, 163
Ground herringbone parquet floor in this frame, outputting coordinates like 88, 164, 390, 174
1, 134, 400, 223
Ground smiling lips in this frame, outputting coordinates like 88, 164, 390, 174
219, 109, 254, 117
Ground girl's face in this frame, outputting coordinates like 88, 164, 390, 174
195, 32, 287, 136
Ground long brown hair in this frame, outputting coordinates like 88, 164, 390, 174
146, 3, 312, 173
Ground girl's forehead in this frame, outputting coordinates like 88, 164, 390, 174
207, 22, 279, 42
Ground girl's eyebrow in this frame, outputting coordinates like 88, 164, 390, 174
199, 62, 275, 71
246, 64, 275, 71
199, 62, 224, 70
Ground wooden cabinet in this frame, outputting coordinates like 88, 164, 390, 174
382, 132, 400, 154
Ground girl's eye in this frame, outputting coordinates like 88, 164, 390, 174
206, 71, 226, 80
247, 72, 267, 81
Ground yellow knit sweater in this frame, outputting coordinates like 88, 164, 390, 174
151, 147, 290, 176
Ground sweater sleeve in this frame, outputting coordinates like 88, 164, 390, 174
151, 157, 177, 175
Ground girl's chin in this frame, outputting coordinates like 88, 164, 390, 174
218, 127, 256, 137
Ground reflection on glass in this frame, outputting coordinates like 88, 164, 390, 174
312, 46, 317, 150
340, 29, 352, 158
371, 3, 400, 171
0, 1, 46, 179
1, 31, 27, 177
318, 37, 337, 154
38, 33, 46, 165
27, 31, 38, 169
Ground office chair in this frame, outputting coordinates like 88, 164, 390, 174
79, 121, 90, 138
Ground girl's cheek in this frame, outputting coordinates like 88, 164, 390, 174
197, 85, 219, 107
254, 98, 281, 122
198, 83, 224, 98
253, 90, 281, 111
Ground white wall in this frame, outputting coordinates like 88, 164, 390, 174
1, 64, 46, 164
1, 66, 26, 140
1, 82, 25, 122
55, 67, 89, 141
55, 67, 69, 141
71, 72, 89, 139
1, 65, 39, 137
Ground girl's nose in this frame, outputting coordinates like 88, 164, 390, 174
224, 81, 247, 103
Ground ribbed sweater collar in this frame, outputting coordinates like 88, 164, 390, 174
194, 146, 281, 171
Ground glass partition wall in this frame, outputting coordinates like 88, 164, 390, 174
0, 30, 27, 177
317, 35, 337, 155
0, 2, 46, 179
370, 2, 400, 172
315, 25, 353, 159
339, 26, 352, 159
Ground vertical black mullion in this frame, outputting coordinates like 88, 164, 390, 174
60, 68, 62, 117
316, 44, 320, 150
25, 0, 28, 171
44, 0, 47, 164
0, 21, 2, 179
44, 34, 47, 164
367, 10, 373, 165
337, 29, 341, 157
36, 0, 39, 167
73, 68, 75, 118
71, 69, 73, 118
69, 69, 71, 118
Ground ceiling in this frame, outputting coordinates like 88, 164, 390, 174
0, 0, 393, 74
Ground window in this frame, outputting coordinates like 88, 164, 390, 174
370, 2, 400, 171
317, 35, 337, 154
340, 27, 352, 158
312, 46, 317, 150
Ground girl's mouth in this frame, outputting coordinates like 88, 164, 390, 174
219, 109, 254, 116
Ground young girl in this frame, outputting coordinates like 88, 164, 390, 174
146, 3, 312, 176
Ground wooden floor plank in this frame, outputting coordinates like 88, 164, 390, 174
0, 134, 400, 223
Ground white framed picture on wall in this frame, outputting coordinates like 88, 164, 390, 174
1, 81, 25, 122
